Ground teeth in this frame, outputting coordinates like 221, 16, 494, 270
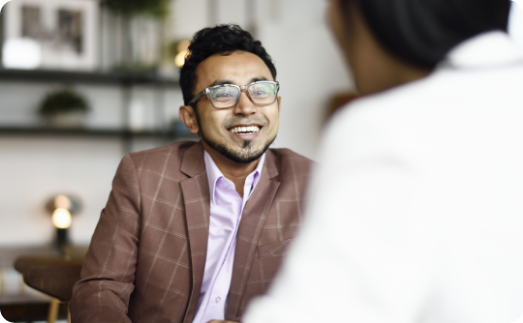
230, 126, 260, 134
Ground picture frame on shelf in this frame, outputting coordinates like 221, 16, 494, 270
3, 0, 98, 70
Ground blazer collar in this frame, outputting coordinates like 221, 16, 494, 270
226, 149, 281, 319
180, 141, 206, 177
440, 31, 523, 69
262, 148, 279, 180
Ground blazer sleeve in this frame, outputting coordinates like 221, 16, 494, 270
71, 154, 142, 323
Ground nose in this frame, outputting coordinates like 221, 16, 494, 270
233, 89, 257, 116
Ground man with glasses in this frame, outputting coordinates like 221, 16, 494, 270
71, 24, 312, 323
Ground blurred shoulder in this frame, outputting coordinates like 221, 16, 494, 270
324, 74, 445, 142
318, 79, 441, 164
331, 61, 523, 129
336, 78, 433, 121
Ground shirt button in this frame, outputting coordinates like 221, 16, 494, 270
216, 297, 221, 303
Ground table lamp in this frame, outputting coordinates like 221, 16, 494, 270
45, 195, 80, 253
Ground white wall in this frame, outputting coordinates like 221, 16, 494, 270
510, 1, 523, 52
0, 137, 122, 246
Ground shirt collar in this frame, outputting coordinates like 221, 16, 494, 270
439, 31, 523, 70
203, 150, 266, 204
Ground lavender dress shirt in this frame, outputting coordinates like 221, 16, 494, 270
192, 151, 265, 323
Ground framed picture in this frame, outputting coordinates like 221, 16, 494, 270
3, 0, 98, 70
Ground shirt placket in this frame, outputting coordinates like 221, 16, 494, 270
200, 176, 253, 321
194, 152, 262, 323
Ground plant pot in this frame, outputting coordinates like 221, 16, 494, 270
45, 112, 86, 128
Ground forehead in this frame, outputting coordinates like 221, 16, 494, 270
194, 51, 274, 92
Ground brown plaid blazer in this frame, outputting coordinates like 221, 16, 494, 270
70, 141, 312, 323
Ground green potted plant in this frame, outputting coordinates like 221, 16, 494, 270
38, 88, 91, 128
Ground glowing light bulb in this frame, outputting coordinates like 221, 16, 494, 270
52, 208, 72, 229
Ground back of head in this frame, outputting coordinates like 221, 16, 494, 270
341, 0, 512, 68
180, 24, 277, 106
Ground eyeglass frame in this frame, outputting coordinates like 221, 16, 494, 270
188, 80, 280, 109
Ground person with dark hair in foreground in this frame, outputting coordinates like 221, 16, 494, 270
70, 24, 312, 323
244, 0, 523, 322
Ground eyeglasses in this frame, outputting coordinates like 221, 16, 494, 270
188, 80, 280, 109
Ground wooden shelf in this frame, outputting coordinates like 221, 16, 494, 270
0, 126, 195, 138
0, 68, 179, 86
0, 69, 188, 152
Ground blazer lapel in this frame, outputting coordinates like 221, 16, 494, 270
226, 150, 280, 318
179, 142, 211, 323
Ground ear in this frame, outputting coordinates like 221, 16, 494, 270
277, 96, 282, 113
179, 105, 200, 134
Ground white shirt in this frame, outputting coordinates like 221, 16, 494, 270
244, 31, 523, 323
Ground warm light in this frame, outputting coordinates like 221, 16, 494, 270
3, 38, 41, 69
174, 40, 191, 68
52, 208, 72, 229
174, 50, 188, 68
54, 195, 71, 210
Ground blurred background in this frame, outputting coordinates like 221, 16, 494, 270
0, 0, 521, 322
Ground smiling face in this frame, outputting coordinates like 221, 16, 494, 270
179, 50, 280, 164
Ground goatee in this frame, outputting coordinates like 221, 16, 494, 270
201, 134, 275, 164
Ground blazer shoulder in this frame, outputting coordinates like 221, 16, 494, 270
126, 140, 197, 163
268, 148, 313, 179
129, 140, 197, 157
123, 141, 200, 179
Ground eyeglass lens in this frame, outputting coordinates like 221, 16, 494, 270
209, 82, 277, 108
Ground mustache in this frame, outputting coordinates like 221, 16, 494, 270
223, 116, 269, 129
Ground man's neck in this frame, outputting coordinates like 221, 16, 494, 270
202, 142, 260, 197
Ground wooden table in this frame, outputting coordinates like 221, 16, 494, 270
0, 245, 87, 322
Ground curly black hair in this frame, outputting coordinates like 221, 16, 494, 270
180, 24, 277, 106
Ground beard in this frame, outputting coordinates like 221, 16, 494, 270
200, 131, 276, 164
194, 108, 277, 163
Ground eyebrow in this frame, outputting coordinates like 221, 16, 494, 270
208, 77, 269, 87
